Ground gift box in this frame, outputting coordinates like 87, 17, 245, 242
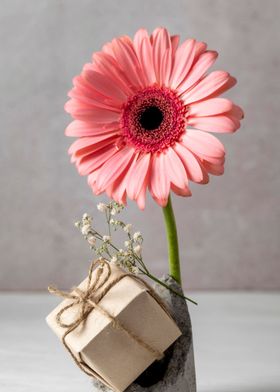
46, 260, 181, 392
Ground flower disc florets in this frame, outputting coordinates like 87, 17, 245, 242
120, 86, 187, 153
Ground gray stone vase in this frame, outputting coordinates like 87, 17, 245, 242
92, 276, 196, 392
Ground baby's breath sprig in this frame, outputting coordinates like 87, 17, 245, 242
75, 203, 197, 305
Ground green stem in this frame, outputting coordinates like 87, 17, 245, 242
162, 195, 181, 285
145, 272, 197, 305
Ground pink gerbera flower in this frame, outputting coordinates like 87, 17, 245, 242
65, 27, 243, 209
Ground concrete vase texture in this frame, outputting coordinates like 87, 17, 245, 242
92, 276, 196, 392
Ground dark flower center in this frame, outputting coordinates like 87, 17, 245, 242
121, 86, 187, 153
139, 106, 163, 130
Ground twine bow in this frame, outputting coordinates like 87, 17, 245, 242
48, 259, 167, 380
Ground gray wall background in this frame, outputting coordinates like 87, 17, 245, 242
1, 0, 279, 291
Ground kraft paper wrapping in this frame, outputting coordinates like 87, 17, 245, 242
46, 264, 182, 392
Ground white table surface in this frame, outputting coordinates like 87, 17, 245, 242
0, 292, 279, 392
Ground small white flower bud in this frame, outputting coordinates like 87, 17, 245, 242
87, 234, 96, 245
111, 208, 117, 216
131, 266, 140, 275
102, 235, 111, 243
74, 221, 80, 228
133, 244, 142, 256
123, 224, 132, 233
111, 255, 118, 263
82, 213, 90, 220
124, 240, 130, 248
133, 231, 141, 240
97, 203, 107, 212
81, 224, 91, 235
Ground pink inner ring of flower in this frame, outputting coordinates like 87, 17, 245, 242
120, 86, 187, 153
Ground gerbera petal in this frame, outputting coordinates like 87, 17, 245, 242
193, 41, 207, 60
133, 28, 148, 56
68, 136, 118, 161
106, 171, 126, 204
92, 52, 134, 96
135, 185, 147, 210
133, 29, 150, 86
188, 98, 233, 117
76, 144, 118, 176
163, 148, 188, 189
169, 39, 196, 89
95, 146, 135, 191
182, 70, 230, 104
111, 37, 144, 89
108, 177, 127, 205
177, 51, 218, 95
229, 104, 244, 120
65, 120, 120, 137
65, 98, 121, 117
138, 36, 157, 85
188, 114, 240, 133
171, 183, 192, 197
187, 136, 226, 167
101, 41, 115, 57
109, 153, 141, 205
170, 35, 180, 58
149, 153, 170, 206
202, 161, 224, 176
65, 101, 120, 122
127, 153, 151, 200
182, 129, 225, 158
121, 36, 148, 87
152, 27, 171, 84
82, 69, 127, 103
68, 89, 122, 111
173, 142, 206, 183
198, 153, 225, 166
206, 76, 237, 99
69, 130, 117, 148
161, 48, 172, 86
87, 168, 103, 195
71, 75, 122, 109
